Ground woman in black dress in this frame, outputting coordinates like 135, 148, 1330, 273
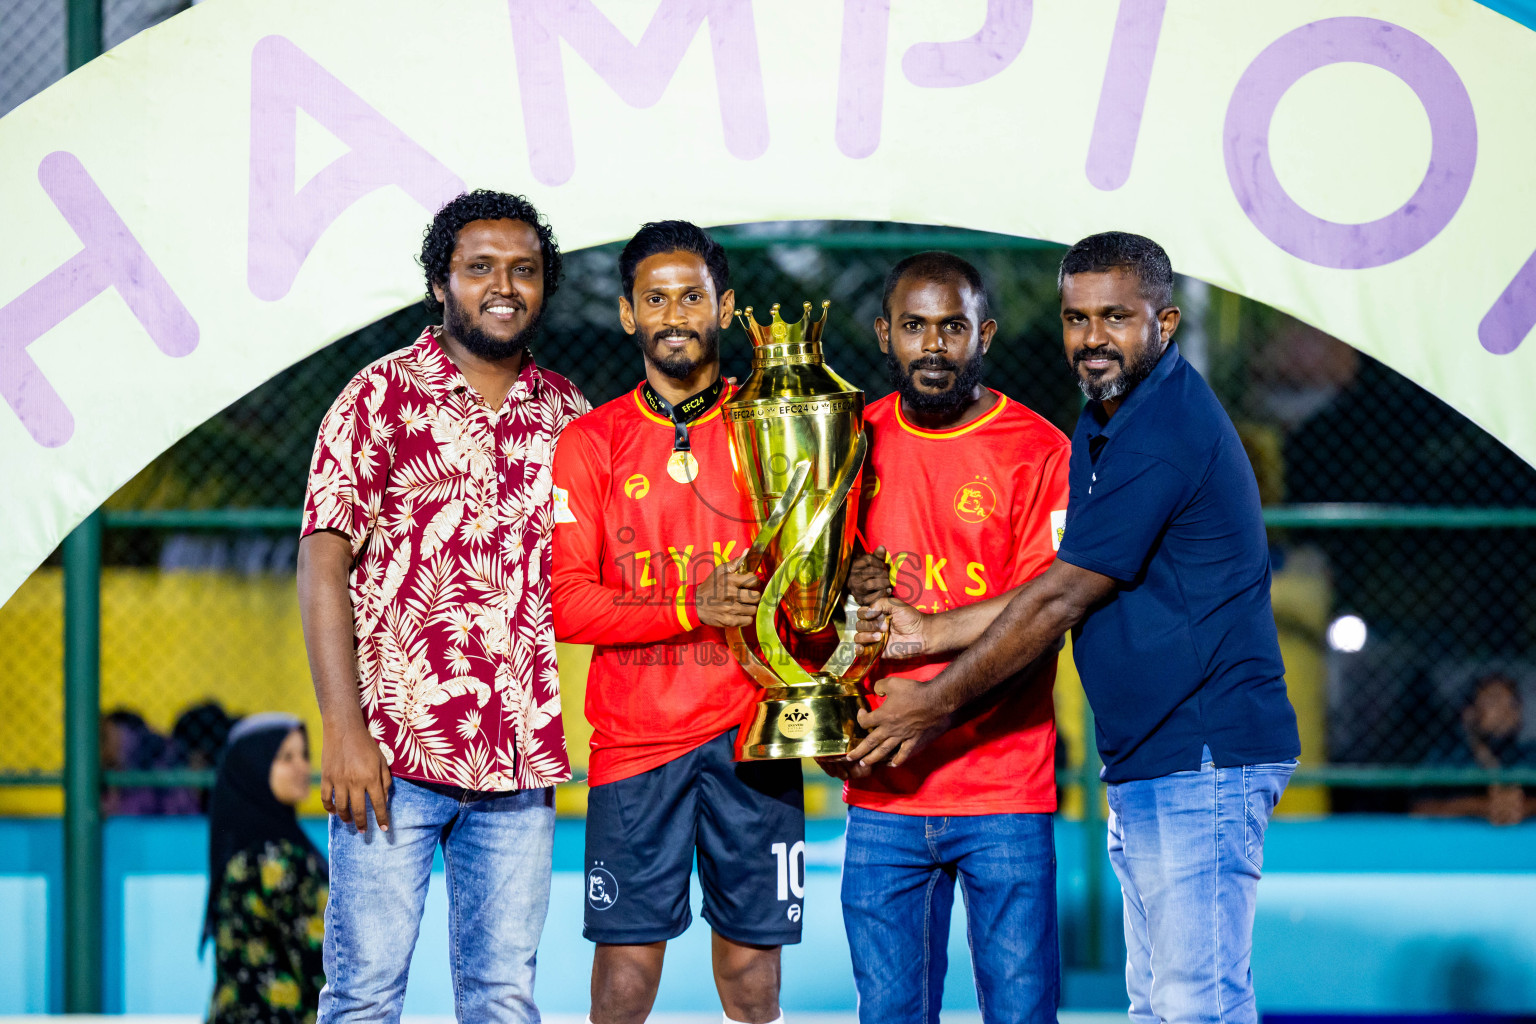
204, 713, 328, 1023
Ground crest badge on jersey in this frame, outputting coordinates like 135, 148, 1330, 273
1051, 509, 1067, 551
624, 473, 650, 499
954, 479, 997, 524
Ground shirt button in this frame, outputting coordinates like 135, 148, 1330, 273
498, 473, 505, 483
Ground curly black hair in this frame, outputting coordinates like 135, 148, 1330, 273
419, 190, 563, 315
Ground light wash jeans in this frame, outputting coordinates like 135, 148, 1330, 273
1105, 752, 1295, 1024
841, 806, 1059, 1024
317, 778, 555, 1024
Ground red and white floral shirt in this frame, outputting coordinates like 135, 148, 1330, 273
302, 328, 591, 791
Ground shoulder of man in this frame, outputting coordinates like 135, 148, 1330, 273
558, 386, 640, 446
319, 342, 423, 421
990, 393, 1071, 451
1110, 363, 1231, 468
532, 364, 592, 413
865, 392, 899, 423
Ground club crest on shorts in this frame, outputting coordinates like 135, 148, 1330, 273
587, 865, 619, 911
787, 903, 801, 922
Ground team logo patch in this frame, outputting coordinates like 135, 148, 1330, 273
954, 479, 997, 524
1051, 508, 1067, 551
777, 702, 814, 740
587, 866, 619, 911
787, 904, 801, 922
623, 473, 650, 499
553, 485, 576, 524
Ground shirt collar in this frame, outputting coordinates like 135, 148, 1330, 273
1085, 341, 1182, 440
415, 327, 544, 406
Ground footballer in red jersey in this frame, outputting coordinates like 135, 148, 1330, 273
551, 222, 802, 1024
830, 253, 1069, 1023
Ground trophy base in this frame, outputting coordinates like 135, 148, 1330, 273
734, 688, 867, 761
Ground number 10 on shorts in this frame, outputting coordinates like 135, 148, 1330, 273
772, 841, 805, 900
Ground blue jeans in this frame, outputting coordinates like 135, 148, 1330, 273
1105, 756, 1295, 1024
841, 806, 1059, 1024
318, 779, 555, 1023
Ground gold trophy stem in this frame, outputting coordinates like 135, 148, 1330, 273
750, 432, 871, 680
730, 432, 887, 760
727, 461, 811, 688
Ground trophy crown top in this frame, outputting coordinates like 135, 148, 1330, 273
737, 299, 831, 347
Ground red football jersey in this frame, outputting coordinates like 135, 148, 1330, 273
849, 390, 1071, 815
551, 382, 759, 786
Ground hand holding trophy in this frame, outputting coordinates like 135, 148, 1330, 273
723, 300, 887, 760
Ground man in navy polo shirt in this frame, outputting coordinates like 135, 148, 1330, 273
849, 231, 1300, 1024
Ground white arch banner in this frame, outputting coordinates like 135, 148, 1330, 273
2, 0, 1535, 604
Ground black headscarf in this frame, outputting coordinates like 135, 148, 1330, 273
202, 713, 324, 946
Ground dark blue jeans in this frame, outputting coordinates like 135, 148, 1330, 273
840, 806, 1059, 1024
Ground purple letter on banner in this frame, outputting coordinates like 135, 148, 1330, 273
1480, 250, 1536, 355
507, 0, 768, 187
902, 0, 1031, 88
1085, 0, 1167, 191
0, 151, 197, 448
837, 0, 1030, 158
1224, 17, 1476, 269
835, 0, 890, 159
248, 36, 466, 301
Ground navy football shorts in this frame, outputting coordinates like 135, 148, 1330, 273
583, 729, 805, 946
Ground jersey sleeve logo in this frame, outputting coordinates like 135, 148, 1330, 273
954, 479, 997, 524
1051, 508, 1067, 550
553, 485, 577, 524
623, 473, 650, 499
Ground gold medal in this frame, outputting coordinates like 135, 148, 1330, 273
667, 450, 699, 484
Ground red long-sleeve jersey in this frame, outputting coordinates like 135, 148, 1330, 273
551, 382, 760, 786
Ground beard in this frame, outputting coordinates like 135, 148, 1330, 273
1073, 338, 1162, 403
443, 290, 545, 361
639, 321, 721, 381
883, 346, 987, 415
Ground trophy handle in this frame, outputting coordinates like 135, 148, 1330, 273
727, 461, 812, 687
818, 431, 886, 686
820, 592, 886, 687
746, 432, 870, 686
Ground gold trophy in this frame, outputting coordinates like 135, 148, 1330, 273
725, 300, 884, 760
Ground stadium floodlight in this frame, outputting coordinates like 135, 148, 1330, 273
1327, 614, 1368, 653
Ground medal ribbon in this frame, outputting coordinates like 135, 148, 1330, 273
641, 377, 724, 453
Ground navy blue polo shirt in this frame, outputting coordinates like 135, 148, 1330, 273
1056, 343, 1299, 783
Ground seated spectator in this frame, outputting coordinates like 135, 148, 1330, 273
100, 710, 198, 815
1413, 673, 1536, 826
172, 701, 236, 812
204, 713, 327, 1024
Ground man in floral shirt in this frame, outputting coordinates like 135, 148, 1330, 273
297, 191, 590, 1022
